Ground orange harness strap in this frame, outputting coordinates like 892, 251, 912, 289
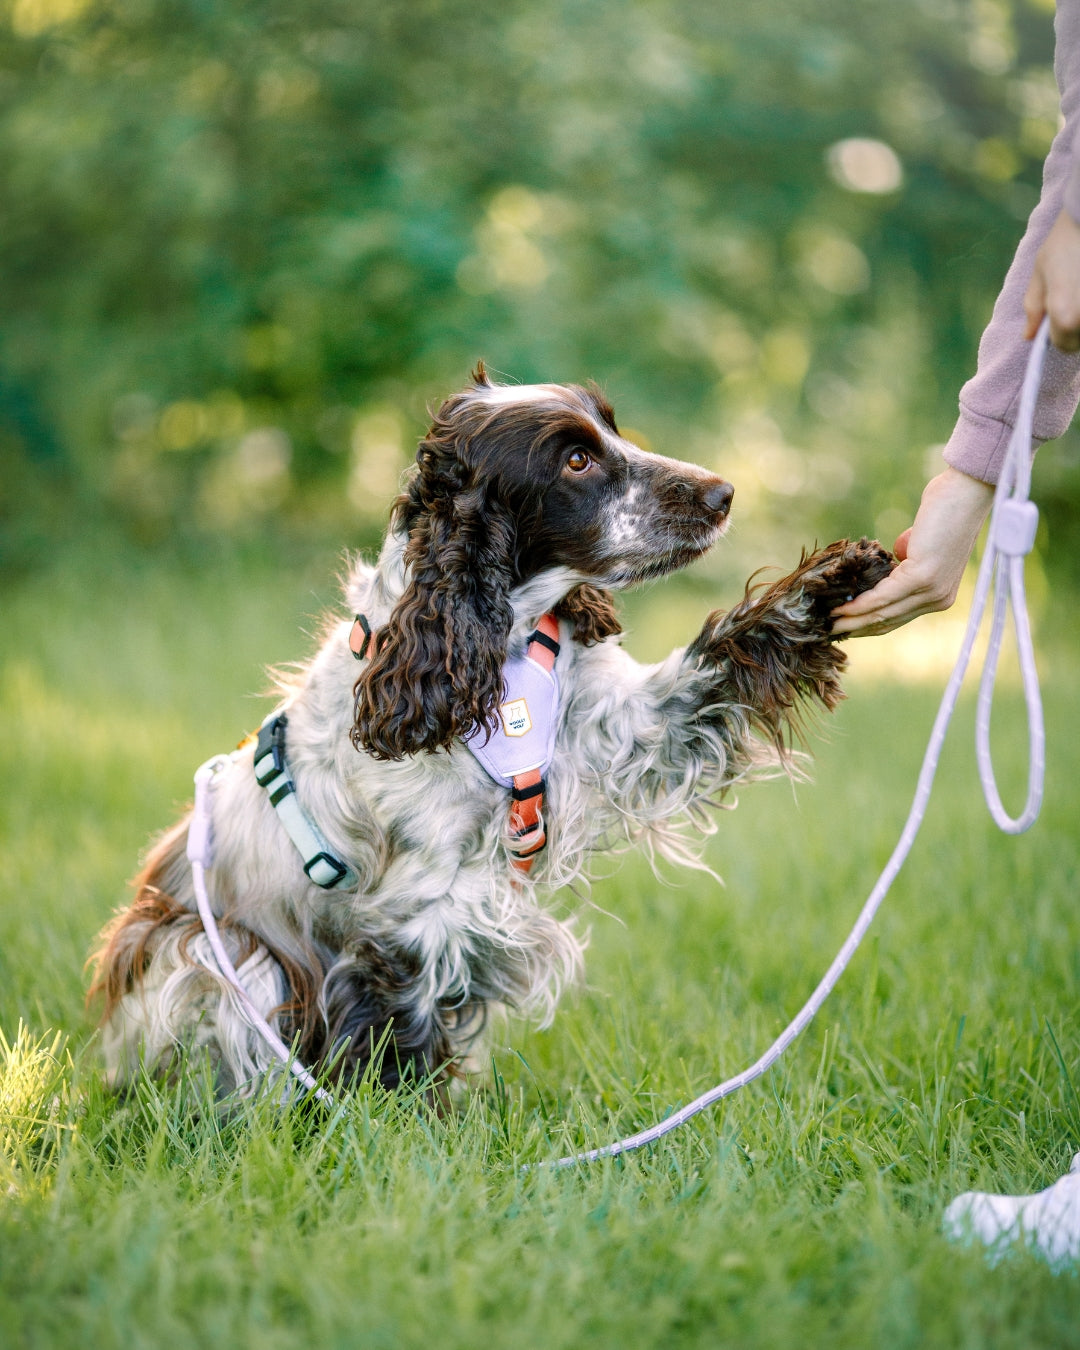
506, 612, 560, 874
350, 610, 560, 875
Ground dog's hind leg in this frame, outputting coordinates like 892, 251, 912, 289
90, 821, 299, 1095
322, 943, 470, 1093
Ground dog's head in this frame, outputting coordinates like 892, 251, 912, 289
352, 367, 733, 760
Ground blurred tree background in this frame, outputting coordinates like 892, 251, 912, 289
1, 0, 1079, 579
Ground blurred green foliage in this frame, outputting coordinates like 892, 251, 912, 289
2, 0, 1079, 571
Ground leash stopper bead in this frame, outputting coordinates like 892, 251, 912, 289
994, 499, 1039, 557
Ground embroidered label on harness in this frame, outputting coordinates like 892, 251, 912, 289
500, 698, 532, 737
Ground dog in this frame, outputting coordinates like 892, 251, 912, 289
90, 367, 894, 1096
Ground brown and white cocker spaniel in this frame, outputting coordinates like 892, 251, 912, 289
91, 368, 893, 1096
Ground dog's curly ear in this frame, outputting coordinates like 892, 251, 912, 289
554, 584, 621, 646
352, 442, 515, 760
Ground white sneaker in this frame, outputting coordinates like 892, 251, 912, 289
944, 1153, 1080, 1269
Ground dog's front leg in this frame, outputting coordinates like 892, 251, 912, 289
682, 536, 895, 754
572, 538, 894, 835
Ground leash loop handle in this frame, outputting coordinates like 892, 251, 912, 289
973, 322, 1048, 834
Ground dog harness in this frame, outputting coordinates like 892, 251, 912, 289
350, 611, 561, 874
252, 713, 358, 890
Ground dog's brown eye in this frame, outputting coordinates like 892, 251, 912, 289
566, 448, 591, 474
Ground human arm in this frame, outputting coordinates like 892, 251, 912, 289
834, 2, 1080, 638
834, 199, 1080, 640
834, 199, 1079, 640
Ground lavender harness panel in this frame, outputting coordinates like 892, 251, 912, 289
464, 652, 559, 787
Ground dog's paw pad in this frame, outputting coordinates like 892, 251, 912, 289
802, 537, 895, 615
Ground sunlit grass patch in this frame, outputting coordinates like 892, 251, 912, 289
0, 1024, 74, 1196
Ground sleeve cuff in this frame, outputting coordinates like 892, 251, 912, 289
942, 406, 1044, 485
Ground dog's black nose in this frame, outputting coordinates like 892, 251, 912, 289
701, 479, 734, 517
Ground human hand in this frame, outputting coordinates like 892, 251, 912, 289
1024, 207, 1080, 352
830, 468, 994, 637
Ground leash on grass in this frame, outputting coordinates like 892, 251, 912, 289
543, 320, 1049, 1168
184, 321, 1049, 1151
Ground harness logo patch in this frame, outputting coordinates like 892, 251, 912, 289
500, 697, 532, 737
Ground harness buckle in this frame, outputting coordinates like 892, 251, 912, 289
304, 851, 350, 888
254, 714, 287, 786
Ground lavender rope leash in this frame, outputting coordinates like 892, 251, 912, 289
183, 321, 1048, 1150
547, 319, 1049, 1167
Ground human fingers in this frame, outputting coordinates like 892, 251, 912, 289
831, 586, 944, 636
831, 523, 910, 626
830, 554, 953, 635
830, 560, 927, 620
830, 575, 902, 618
830, 600, 940, 637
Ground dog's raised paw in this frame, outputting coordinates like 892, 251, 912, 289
799, 537, 895, 620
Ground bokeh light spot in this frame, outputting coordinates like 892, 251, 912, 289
349, 409, 405, 514
760, 328, 810, 388
826, 138, 903, 195
975, 137, 1020, 182
457, 186, 554, 294
11, 0, 90, 38
796, 228, 871, 296
158, 401, 209, 452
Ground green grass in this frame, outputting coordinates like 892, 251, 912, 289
2, 538, 1079, 1349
